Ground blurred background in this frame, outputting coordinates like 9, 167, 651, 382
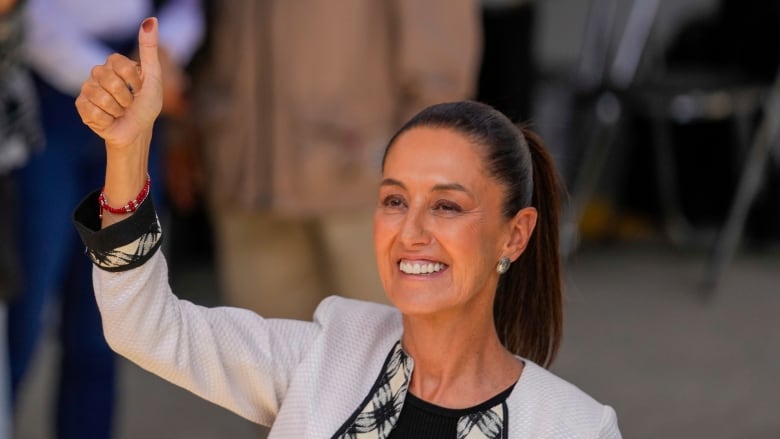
3, 0, 779, 438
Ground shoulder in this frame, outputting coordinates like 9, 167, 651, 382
279, 296, 404, 434
307, 295, 403, 362
508, 360, 621, 438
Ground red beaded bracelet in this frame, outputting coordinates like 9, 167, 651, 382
98, 175, 151, 219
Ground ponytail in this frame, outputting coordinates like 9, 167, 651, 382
383, 101, 564, 368
494, 127, 563, 368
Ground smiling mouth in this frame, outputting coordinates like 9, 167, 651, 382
399, 260, 447, 275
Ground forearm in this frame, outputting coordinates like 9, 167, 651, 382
102, 132, 152, 228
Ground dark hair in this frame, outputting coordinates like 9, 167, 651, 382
382, 101, 563, 368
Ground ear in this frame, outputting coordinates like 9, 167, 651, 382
502, 207, 537, 262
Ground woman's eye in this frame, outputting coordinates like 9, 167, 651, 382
382, 195, 405, 208
433, 200, 462, 213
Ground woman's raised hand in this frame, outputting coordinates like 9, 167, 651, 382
76, 18, 162, 227
76, 18, 162, 149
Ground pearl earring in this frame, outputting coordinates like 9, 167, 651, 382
496, 256, 511, 274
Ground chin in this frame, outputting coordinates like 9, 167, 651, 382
387, 290, 453, 317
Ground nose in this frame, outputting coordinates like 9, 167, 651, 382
399, 205, 432, 247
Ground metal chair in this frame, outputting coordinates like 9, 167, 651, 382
701, 69, 780, 293
560, 0, 779, 295
560, 0, 661, 256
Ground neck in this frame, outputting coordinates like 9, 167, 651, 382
401, 304, 523, 409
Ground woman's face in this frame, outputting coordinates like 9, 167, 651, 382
374, 126, 528, 317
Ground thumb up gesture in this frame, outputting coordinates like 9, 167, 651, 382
76, 18, 162, 148
76, 18, 163, 227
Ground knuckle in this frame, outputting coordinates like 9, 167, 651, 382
90, 65, 105, 79
74, 96, 85, 113
119, 62, 139, 80
107, 52, 125, 64
80, 80, 97, 98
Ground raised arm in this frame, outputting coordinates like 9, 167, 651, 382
73, 19, 320, 424
75, 17, 161, 228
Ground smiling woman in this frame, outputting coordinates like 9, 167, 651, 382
375, 102, 561, 371
71, 20, 621, 438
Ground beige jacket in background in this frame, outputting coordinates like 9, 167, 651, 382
193, 0, 482, 216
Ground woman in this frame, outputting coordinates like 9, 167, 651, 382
73, 18, 621, 438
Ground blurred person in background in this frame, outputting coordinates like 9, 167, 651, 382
5, 0, 203, 437
1, 0, 42, 437
171, 1, 482, 320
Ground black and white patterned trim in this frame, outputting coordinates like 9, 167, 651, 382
84, 219, 161, 270
332, 341, 509, 438
72, 189, 163, 272
457, 403, 507, 439
333, 342, 412, 439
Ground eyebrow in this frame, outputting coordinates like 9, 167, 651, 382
380, 178, 474, 198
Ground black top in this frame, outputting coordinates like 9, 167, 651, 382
386, 383, 516, 439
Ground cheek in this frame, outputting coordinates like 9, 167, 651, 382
446, 220, 502, 273
439, 217, 482, 247
372, 213, 397, 290
372, 212, 388, 246
372, 212, 397, 260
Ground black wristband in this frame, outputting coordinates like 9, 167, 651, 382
72, 189, 162, 272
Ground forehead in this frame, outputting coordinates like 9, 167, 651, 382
384, 127, 489, 177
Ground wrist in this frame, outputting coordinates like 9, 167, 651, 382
102, 134, 152, 227
99, 174, 151, 218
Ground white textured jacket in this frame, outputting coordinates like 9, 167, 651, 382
74, 193, 621, 438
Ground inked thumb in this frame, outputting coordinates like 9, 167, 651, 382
138, 17, 161, 80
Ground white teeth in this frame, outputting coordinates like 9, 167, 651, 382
399, 261, 444, 274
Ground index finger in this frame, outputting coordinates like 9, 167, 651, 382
107, 53, 142, 96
